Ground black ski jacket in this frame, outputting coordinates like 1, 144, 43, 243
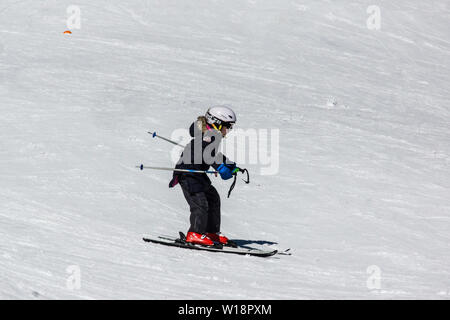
169, 119, 234, 193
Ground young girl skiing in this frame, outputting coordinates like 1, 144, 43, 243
169, 106, 241, 246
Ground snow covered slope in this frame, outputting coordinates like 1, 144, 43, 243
1, 0, 449, 299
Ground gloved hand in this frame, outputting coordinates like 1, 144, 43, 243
217, 163, 238, 180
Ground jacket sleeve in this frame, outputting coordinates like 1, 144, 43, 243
211, 153, 236, 171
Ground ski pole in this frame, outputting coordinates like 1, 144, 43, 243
148, 131, 185, 148
137, 164, 217, 174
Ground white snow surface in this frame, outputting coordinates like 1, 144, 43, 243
1, 0, 450, 299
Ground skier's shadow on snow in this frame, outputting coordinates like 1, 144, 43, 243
232, 239, 278, 248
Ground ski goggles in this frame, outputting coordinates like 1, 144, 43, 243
223, 122, 234, 130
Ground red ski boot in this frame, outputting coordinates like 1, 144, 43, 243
206, 232, 229, 245
185, 232, 214, 246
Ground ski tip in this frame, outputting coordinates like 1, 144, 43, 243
277, 248, 292, 256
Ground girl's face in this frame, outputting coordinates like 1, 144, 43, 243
220, 126, 229, 137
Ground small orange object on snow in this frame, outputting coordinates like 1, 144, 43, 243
63, 30, 72, 34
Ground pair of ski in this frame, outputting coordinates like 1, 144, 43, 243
143, 232, 291, 258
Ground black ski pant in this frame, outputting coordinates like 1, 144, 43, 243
179, 181, 221, 235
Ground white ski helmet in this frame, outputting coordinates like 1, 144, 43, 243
205, 105, 236, 128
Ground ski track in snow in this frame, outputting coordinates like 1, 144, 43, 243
0, 0, 449, 299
